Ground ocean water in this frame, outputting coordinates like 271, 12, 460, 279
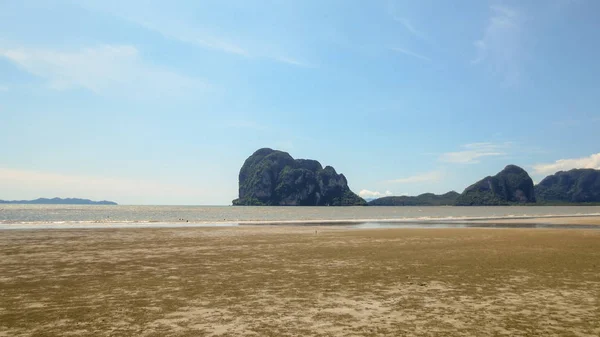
1, 205, 600, 229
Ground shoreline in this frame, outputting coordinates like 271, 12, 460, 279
1, 215, 599, 230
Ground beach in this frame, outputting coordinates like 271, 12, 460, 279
473, 215, 600, 225
1, 224, 599, 336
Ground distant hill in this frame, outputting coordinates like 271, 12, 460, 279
536, 169, 600, 203
0, 197, 118, 205
233, 148, 366, 206
368, 191, 460, 206
456, 165, 536, 206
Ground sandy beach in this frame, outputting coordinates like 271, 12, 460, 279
1, 225, 599, 336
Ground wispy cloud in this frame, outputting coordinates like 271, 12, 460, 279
387, 0, 428, 40
270, 55, 313, 68
78, 3, 310, 68
136, 20, 310, 67
532, 153, 600, 175
394, 17, 427, 40
390, 47, 431, 62
225, 120, 269, 131
359, 189, 393, 198
0, 45, 205, 96
387, 170, 443, 184
190, 36, 250, 57
473, 5, 523, 86
122, 17, 252, 57
439, 142, 512, 164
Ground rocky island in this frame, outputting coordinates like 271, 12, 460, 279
233, 148, 366, 206
536, 169, 600, 203
455, 165, 536, 206
368, 191, 460, 206
347, 163, 600, 207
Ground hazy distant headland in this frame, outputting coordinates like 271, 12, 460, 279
234, 148, 600, 207
0, 197, 118, 205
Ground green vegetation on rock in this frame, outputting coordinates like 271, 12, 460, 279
233, 148, 366, 206
455, 165, 536, 206
368, 191, 460, 206
232, 152, 599, 207
535, 169, 600, 203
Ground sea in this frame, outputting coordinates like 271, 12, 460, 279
1, 205, 600, 230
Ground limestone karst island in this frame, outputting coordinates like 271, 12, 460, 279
234, 148, 600, 206
233, 148, 366, 206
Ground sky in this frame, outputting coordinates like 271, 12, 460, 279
1, 0, 600, 205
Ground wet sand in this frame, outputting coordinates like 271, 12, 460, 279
473, 215, 600, 225
1, 226, 599, 336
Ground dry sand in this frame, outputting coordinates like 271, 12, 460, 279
1, 226, 599, 336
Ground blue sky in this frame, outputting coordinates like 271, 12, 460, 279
1, 0, 599, 205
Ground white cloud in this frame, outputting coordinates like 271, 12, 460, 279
439, 142, 512, 164
0, 45, 205, 96
0, 85, 8, 91
390, 47, 431, 62
532, 153, 600, 175
359, 189, 393, 198
473, 5, 523, 85
387, 170, 443, 184
0, 167, 202, 204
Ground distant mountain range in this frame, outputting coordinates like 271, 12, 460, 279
0, 198, 118, 205
370, 166, 600, 206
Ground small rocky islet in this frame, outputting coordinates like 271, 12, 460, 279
233, 148, 600, 206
